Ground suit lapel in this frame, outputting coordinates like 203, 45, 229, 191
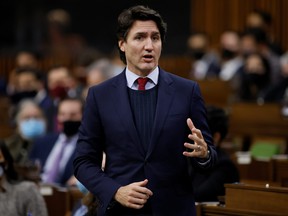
112, 73, 144, 156
146, 70, 174, 158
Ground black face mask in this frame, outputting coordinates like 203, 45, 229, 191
10, 90, 37, 104
63, 120, 81, 137
247, 73, 269, 88
189, 49, 206, 60
221, 49, 237, 59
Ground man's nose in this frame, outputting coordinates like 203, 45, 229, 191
144, 38, 153, 50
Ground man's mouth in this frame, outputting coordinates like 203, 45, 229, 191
143, 54, 153, 61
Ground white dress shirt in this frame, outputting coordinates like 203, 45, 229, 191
125, 67, 159, 90
42, 133, 78, 183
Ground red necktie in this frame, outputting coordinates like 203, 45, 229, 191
137, 77, 149, 90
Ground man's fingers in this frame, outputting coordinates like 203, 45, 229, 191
186, 118, 194, 131
137, 179, 148, 186
133, 179, 153, 196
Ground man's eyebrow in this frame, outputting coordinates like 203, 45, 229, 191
134, 31, 160, 35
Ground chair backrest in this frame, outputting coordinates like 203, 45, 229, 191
40, 184, 71, 216
250, 142, 280, 159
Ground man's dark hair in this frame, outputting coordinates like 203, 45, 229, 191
58, 97, 85, 113
252, 9, 272, 26
206, 106, 229, 142
15, 67, 44, 82
241, 27, 268, 45
116, 5, 167, 64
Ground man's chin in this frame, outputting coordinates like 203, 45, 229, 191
140, 63, 157, 72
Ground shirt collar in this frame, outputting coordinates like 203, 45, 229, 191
125, 67, 159, 89
59, 133, 78, 143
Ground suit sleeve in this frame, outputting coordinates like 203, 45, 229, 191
73, 87, 121, 210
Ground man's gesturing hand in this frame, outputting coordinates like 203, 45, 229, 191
114, 179, 153, 209
183, 118, 209, 159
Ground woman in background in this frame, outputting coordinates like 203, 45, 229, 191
0, 141, 48, 216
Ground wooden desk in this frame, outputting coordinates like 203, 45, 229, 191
272, 158, 288, 187
225, 183, 288, 214
40, 184, 71, 216
233, 157, 274, 182
229, 103, 288, 138
159, 55, 191, 78
197, 79, 234, 108
201, 205, 286, 216
198, 183, 288, 216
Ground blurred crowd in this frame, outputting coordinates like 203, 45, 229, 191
0, 9, 125, 214
187, 9, 288, 104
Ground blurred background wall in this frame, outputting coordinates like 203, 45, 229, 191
0, 0, 190, 55
190, 0, 288, 52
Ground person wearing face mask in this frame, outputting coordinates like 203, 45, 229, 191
187, 32, 220, 80
218, 30, 244, 88
46, 65, 83, 133
29, 97, 83, 186
238, 52, 271, 102
0, 141, 48, 216
3, 99, 47, 166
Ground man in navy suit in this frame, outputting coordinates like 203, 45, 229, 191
74, 5, 217, 216
30, 97, 83, 186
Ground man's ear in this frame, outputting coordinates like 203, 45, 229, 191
118, 40, 125, 52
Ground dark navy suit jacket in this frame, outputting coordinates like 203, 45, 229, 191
29, 133, 76, 185
74, 68, 217, 216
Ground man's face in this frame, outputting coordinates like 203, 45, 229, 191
118, 20, 162, 76
47, 67, 70, 90
17, 72, 40, 92
57, 100, 82, 130
240, 36, 257, 55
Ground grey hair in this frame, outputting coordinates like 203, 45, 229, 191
86, 58, 114, 79
15, 99, 45, 124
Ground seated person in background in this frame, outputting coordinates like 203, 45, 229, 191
4, 99, 47, 166
46, 65, 83, 132
264, 51, 288, 102
240, 27, 281, 86
218, 30, 244, 81
9, 67, 51, 108
29, 97, 83, 186
245, 9, 283, 56
0, 141, 48, 216
7, 67, 53, 132
81, 58, 115, 100
6, 50, 40, 97
237, 52, 271, 103
187, 32, 220, 80
193, 106, 239, 202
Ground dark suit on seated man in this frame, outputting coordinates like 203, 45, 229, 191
29, 97, 83, 186
73, 5, 217, 216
